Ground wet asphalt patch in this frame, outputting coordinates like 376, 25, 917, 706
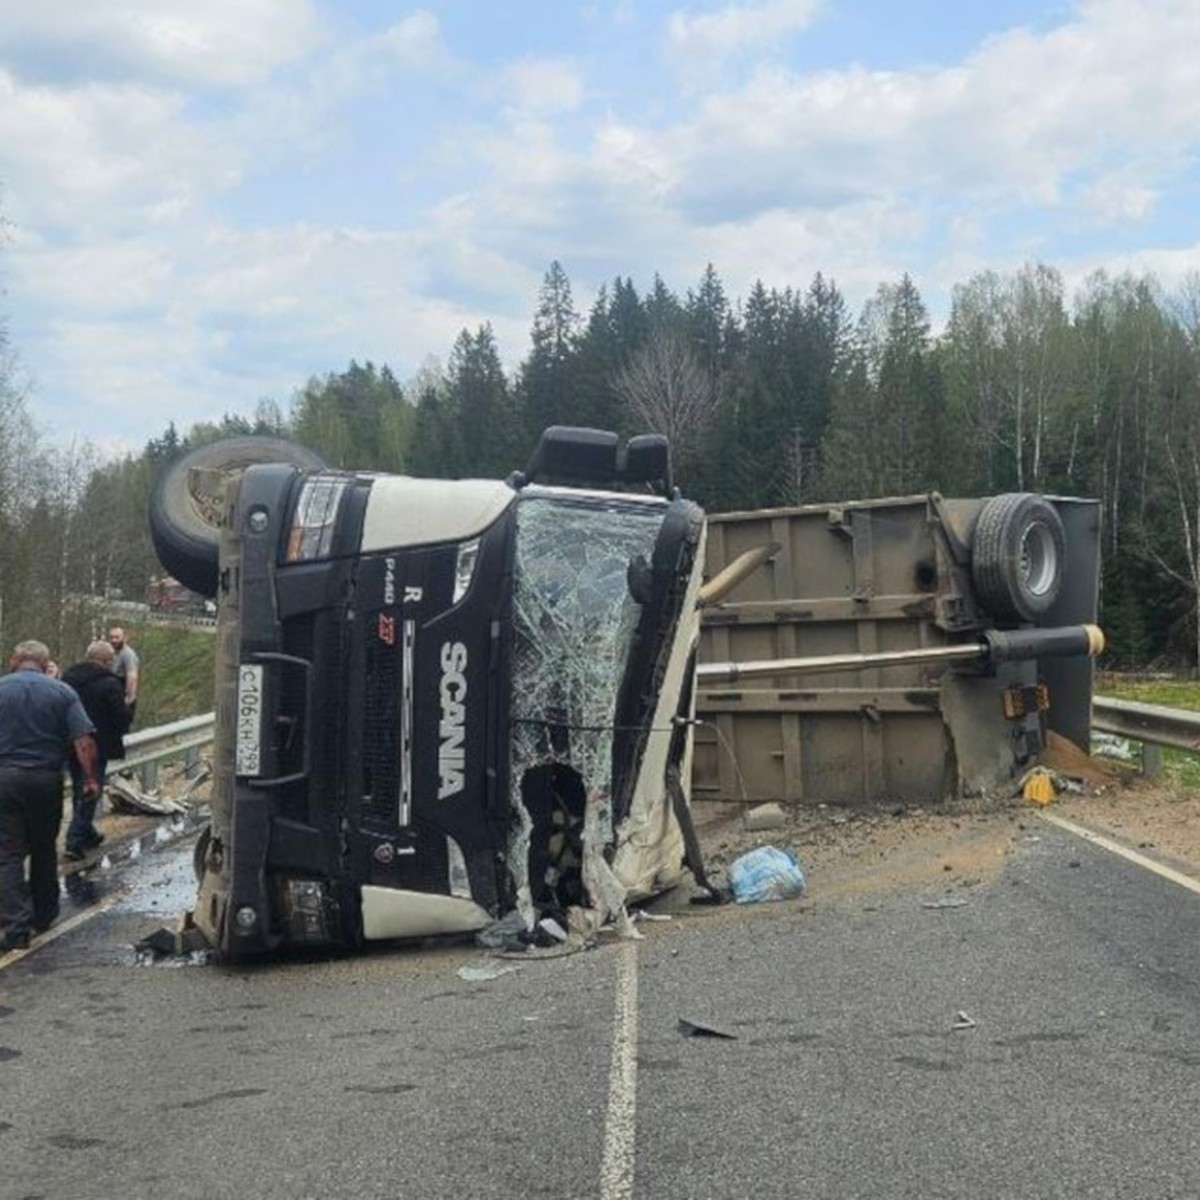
0, 812, 209, 973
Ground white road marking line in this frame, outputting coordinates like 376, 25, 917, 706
0, 890, 127, 973
600, 941, 640, 1200
1040, 812, 1200, 897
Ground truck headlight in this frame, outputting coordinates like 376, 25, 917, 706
286, 475, 348, 562
234, 905, 259, 932
453, 538, 480, 604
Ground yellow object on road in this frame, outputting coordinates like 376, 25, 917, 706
1023, 770, 1057, 806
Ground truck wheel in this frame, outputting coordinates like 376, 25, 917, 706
149, 437, 325, 596
971, 493, 1066, 622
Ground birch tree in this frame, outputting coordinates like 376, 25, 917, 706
611, 324, 716, 485
944, 264, 1068, 492
1150, 273, 1200, 668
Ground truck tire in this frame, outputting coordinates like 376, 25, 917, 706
149, 437, 325, 596
971, 493, 1066, 623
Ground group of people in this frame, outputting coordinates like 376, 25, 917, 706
0, 628, 140, 952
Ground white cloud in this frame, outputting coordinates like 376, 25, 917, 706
14, 221, 536, 445
11, 237, 175, 316
378, 11, 453, 72
0, 72, 239, 233
6, 0, 1200, 453
666, 0, 822, 84
1079, 178, 1158, 225
1059, 238, 1200, 303
0, 3, 472, 446
0, 0, 323, 88
501, 58, 585, 115
413, 0, 1200, 333
314, 10, 455, 98
633, 0, 1200, 226
0, 8, 458, 237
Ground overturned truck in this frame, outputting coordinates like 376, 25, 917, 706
150, 432, 1102, 961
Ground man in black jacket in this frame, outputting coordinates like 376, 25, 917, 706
62, 641, 131, 861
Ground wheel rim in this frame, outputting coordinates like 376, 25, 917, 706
1020, 521, 1058, 597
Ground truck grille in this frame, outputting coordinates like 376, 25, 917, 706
362, 613, 401, 825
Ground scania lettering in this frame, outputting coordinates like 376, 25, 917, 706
438, 641, 467, 800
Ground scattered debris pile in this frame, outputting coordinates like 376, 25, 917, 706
1018, 730, 1129, 805
107, 762, 211, 817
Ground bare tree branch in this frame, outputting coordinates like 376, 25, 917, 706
611, 326, 716, 466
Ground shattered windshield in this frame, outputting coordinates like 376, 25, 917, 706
509, 494, 662, 797
506, 494, 665, 930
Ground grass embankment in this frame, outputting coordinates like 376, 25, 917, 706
125, 623, 216, 727
1095, 672, 1200, 790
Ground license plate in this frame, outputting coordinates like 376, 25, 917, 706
236, 664, 264, 776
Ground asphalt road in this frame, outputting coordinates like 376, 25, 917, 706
2, 817, 1200, 1199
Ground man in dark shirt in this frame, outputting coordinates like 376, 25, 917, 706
62, 640, 131, 861
0, 640, 99, 951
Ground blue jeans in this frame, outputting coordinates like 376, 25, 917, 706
67, 751, 108, 853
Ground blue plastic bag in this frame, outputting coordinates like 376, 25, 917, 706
729, 845, 805, 904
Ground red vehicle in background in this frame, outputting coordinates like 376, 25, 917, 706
146, 575, 215, 616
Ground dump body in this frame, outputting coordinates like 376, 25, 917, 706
694, 493, 1100, 804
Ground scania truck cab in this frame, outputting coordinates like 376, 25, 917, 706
151, 429, 706, 960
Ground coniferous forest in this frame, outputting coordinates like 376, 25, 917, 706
3, 259, 1200, 669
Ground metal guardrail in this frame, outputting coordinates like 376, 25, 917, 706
1092, 695, 1200, 753
117, 695, 1195, 790
145, 612, 218, 631
1092, 694, 1200, 777
120, 712, 215, 790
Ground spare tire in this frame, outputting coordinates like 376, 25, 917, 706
971, 493, 1066, 623
149, 436, 326, 597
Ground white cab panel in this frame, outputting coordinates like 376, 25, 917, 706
361, 477, 515, 551
360, 885, 493, 940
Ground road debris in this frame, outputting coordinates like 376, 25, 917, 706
921, 897, 969, 910
952, 1011, 977, 1031
108, 774, 192, 816
744, 802, 787, 832
728, 845, 805, 904
1020, 767, 1057, 806
136, 925, 210, 960
477, 911, 528, 952
678, 1017, 737, 1039
1018, 763, 1089, 807
457, 961, 521, 982
537, 916, 568, 943
1091, 732, 1137, 762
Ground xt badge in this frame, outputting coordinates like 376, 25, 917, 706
438, 641, 467, 799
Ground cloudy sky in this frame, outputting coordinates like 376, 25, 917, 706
1, 0, 1198, 454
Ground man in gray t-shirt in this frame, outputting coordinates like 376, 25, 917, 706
108, 625, 140, 723
0, 640, 99, 951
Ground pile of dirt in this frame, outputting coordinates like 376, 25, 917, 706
1041, 729, 1126, 787
689, 733, 1200, 908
